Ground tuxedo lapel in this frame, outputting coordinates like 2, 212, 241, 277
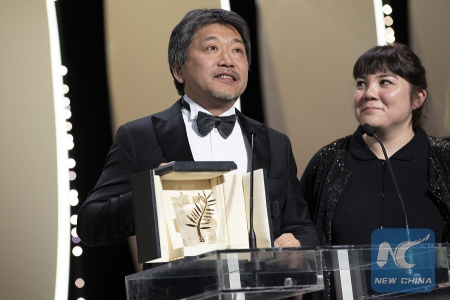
236, 110, 271, 174
151, 101, 270, 170
152, 99, 194, 161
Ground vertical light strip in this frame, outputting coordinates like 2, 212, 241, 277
220, 0, 242, 111
373, 0, 387, 45
220, 0, 231, 11
45, 0, 71, 299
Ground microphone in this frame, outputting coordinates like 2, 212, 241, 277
361, 124, 410, 239
248, 132, 257, 248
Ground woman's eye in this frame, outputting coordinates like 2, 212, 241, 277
207, 46, 217, 50
356, 80, 365, 87
380, 80, 392, 85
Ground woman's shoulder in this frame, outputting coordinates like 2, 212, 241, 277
315, 135, 352, 156
305, 134, 353, 171
428, 135, 450, 150
427, 136, 450, 171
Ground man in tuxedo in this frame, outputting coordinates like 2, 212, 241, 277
77, 8, 318, 250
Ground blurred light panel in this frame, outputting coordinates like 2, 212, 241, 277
72, 246, 83, 256
382, 4, 392, 15
46, 0, 71, 299
373, 0, 387, 45
68, 158, 76, 169
61, 65, 68, 76
384, 16, 393, 26
75, 278, 85, 288
70, 214, 78, 225
63, 84, 69, 94
69, 171, 77, 181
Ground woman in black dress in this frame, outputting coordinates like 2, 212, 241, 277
301, 43, 450, 299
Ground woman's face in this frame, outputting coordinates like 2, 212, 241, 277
353, 71, 423, 132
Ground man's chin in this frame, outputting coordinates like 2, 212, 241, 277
209, 91, 240, 103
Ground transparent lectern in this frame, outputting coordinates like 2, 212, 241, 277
125, 247, 322, 299
125, 245, 450, 299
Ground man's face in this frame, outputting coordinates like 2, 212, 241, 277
173, 24, 249, 108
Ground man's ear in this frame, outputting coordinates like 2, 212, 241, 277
412, 89, 427, 110
172, 64, 185, 84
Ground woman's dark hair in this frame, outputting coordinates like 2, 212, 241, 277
353, 43, 429, 128
168, 9, 251, 96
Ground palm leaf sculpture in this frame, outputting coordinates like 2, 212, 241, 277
186, 191, 216, 242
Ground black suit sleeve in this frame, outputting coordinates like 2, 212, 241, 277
268, 131, 319, 247
283, 137, 319, 247
77, 124, 139, 246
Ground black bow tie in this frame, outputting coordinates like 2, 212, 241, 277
181, 99, 237, 139
197, 111, 237, 139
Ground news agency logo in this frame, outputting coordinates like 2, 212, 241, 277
371, 229, 435, 293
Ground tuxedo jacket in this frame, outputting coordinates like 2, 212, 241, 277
77, 99, 318, 247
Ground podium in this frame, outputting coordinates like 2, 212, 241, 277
125, 247, 322, 299
125, 245, 450, 299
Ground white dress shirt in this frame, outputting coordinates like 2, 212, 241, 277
181, 95, 250, 174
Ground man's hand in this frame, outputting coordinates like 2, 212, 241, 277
273, 233, 304, 270
159, 161, 174, 167
274, 233, 301, 248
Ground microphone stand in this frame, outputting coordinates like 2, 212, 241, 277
249, 132, 256, 249
244, 132, 265, 286
362, 124, 411, 243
